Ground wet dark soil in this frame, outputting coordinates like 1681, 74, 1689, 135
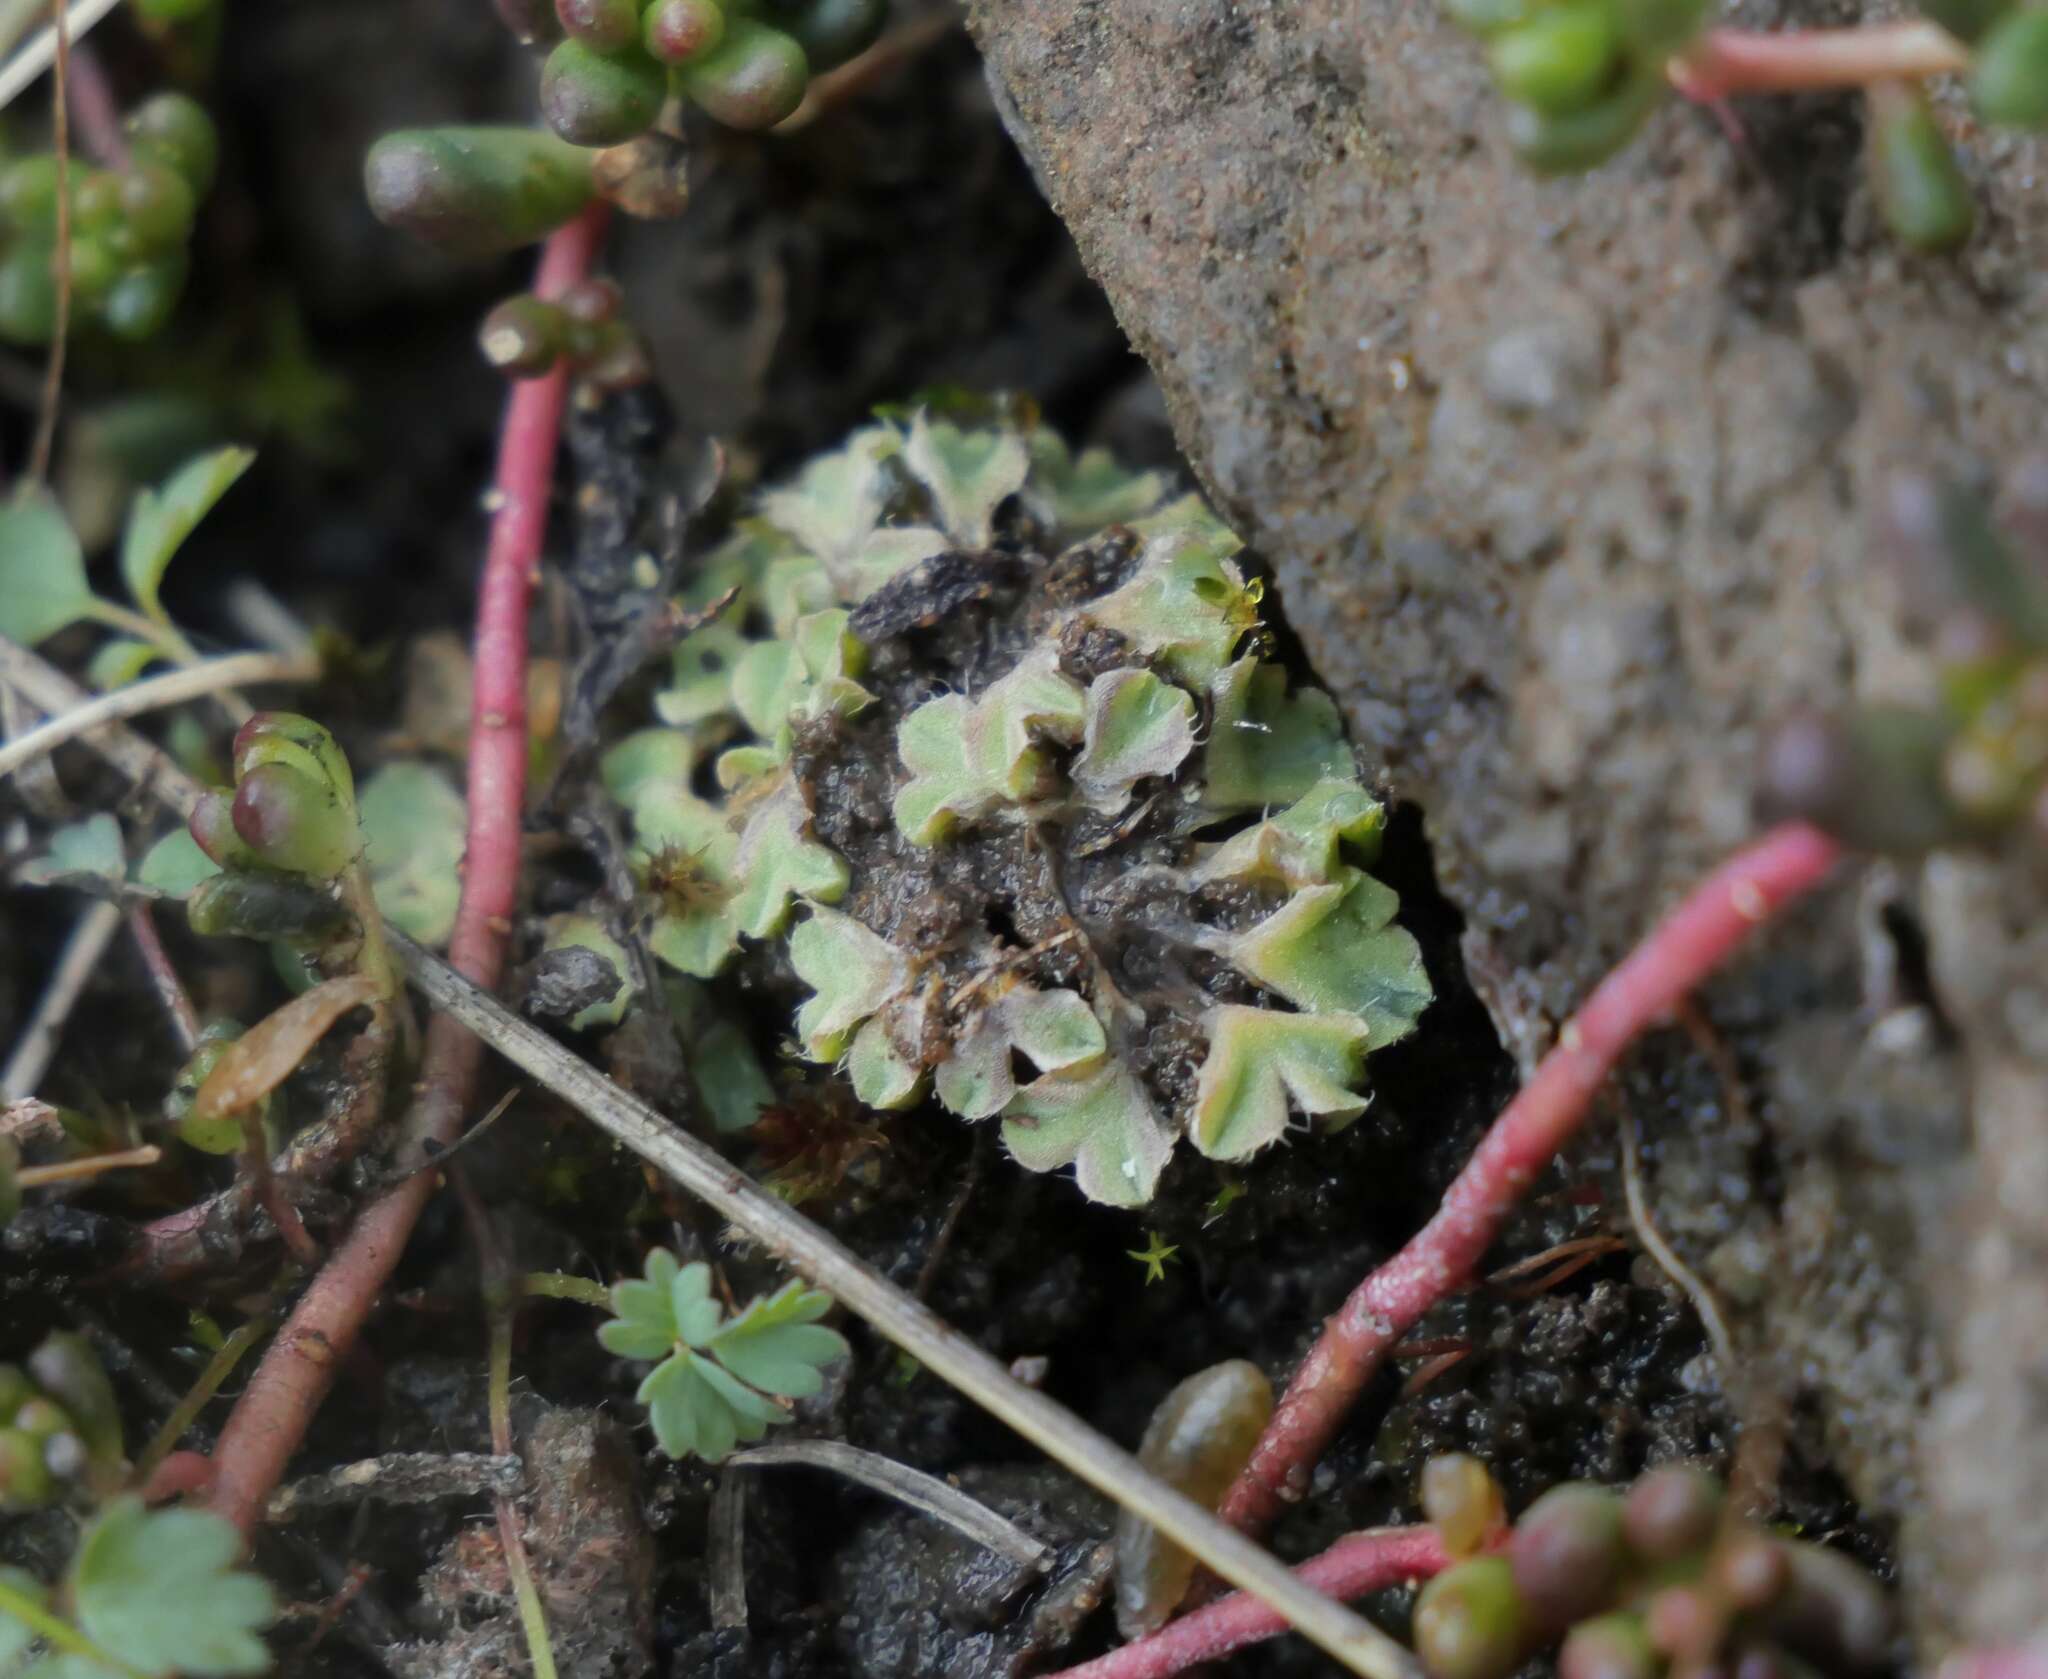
0, 0, 1913, 1674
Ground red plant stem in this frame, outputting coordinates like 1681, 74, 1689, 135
1216, 822, 1843, 1539
202, 202, 611, 1537
1047, 1527, 1450, 1679
127, 903, 200, 1053
1669, 21, 1968, 103
66, 41, 130, 169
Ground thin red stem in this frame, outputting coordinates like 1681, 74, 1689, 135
1046, 1527, 1450, 1679
1669, 21, 1968, 103
127, 903, 200, 1053
1216, 822, 1842, 1538
201, 202, 611, 1536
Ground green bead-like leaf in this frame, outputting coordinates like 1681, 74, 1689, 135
1871, 84, 1976, 250
789, 904, 912, 1059
120, 446, 254, 625
1190, 1006, 1373, 1160
0, 494, 93, 645
541, 36, 667, 146
1505, 68, 1662, 174
364, 126, 596, 256
1488, 3, 1620, 117
676, 18, 812, 131
903, 413, 1031, 547
72, 1496, 275, 1676
1002, 1056, 1174, 1207
1973, 8, 2048, 128
359, 762, 466, 945
1070, 668, 1198, 812
1228, 870, 1432, 1046
1203, 657, 1353, 812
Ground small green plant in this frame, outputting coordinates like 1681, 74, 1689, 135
0, 1495, 275, 1677
1412, 1456, 1888, 1679
596, 1247, 849, 1461
0, 92, 220, 346
1445, 0, 2048, 249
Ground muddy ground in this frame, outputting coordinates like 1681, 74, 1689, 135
3, 0, 2034, 1670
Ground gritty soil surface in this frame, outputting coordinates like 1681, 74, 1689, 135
0, 0, 2012, 1672
968, 0, 2048, 1655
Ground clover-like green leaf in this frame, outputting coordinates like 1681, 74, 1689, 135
1195, 777, 1386, 889
601, 727, 697, 813
1070, 667, 1198, 811
760, 550, 837, 632
846, 1002, 927, 1109
833, 525, 949, 602
1025, 427, 1168, 535
0, 494, 94, 646
903, 414, 1030, 547
605, 1254, 842, 1463
1228, 870, 1431, 1046
1001, 1055, 1174, 1207
893, 650, 1088, 843
724, 779, 849, 941
120, 446, 254, 625
358, 762, 466, 946
788, 905, 913, 1059
655, 620, 750, 729
599, 1245, 685, 1359
86, 638, 166, 691
668, 1257, 726, 1349
71, 1496, 275, 1676
21, 815, 126, 889
724, 609, 873, 782
634, 786, 741, 978
706, 1278, 846, 1397
1190, 1005, 1373, 1160
637, 1348, 777, 1462
1202, 657, 1354, 812
935, 984, 1107, 1119
1083, 496, 1253, 688
758, 425, 899, 568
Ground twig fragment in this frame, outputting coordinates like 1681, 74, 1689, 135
1, 896, 122, 1097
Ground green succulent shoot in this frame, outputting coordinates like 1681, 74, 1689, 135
597, 1248, 848, 1461
605, 411, 1432, 1206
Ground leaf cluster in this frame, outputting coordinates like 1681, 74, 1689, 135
598, 1249, 849, 1461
